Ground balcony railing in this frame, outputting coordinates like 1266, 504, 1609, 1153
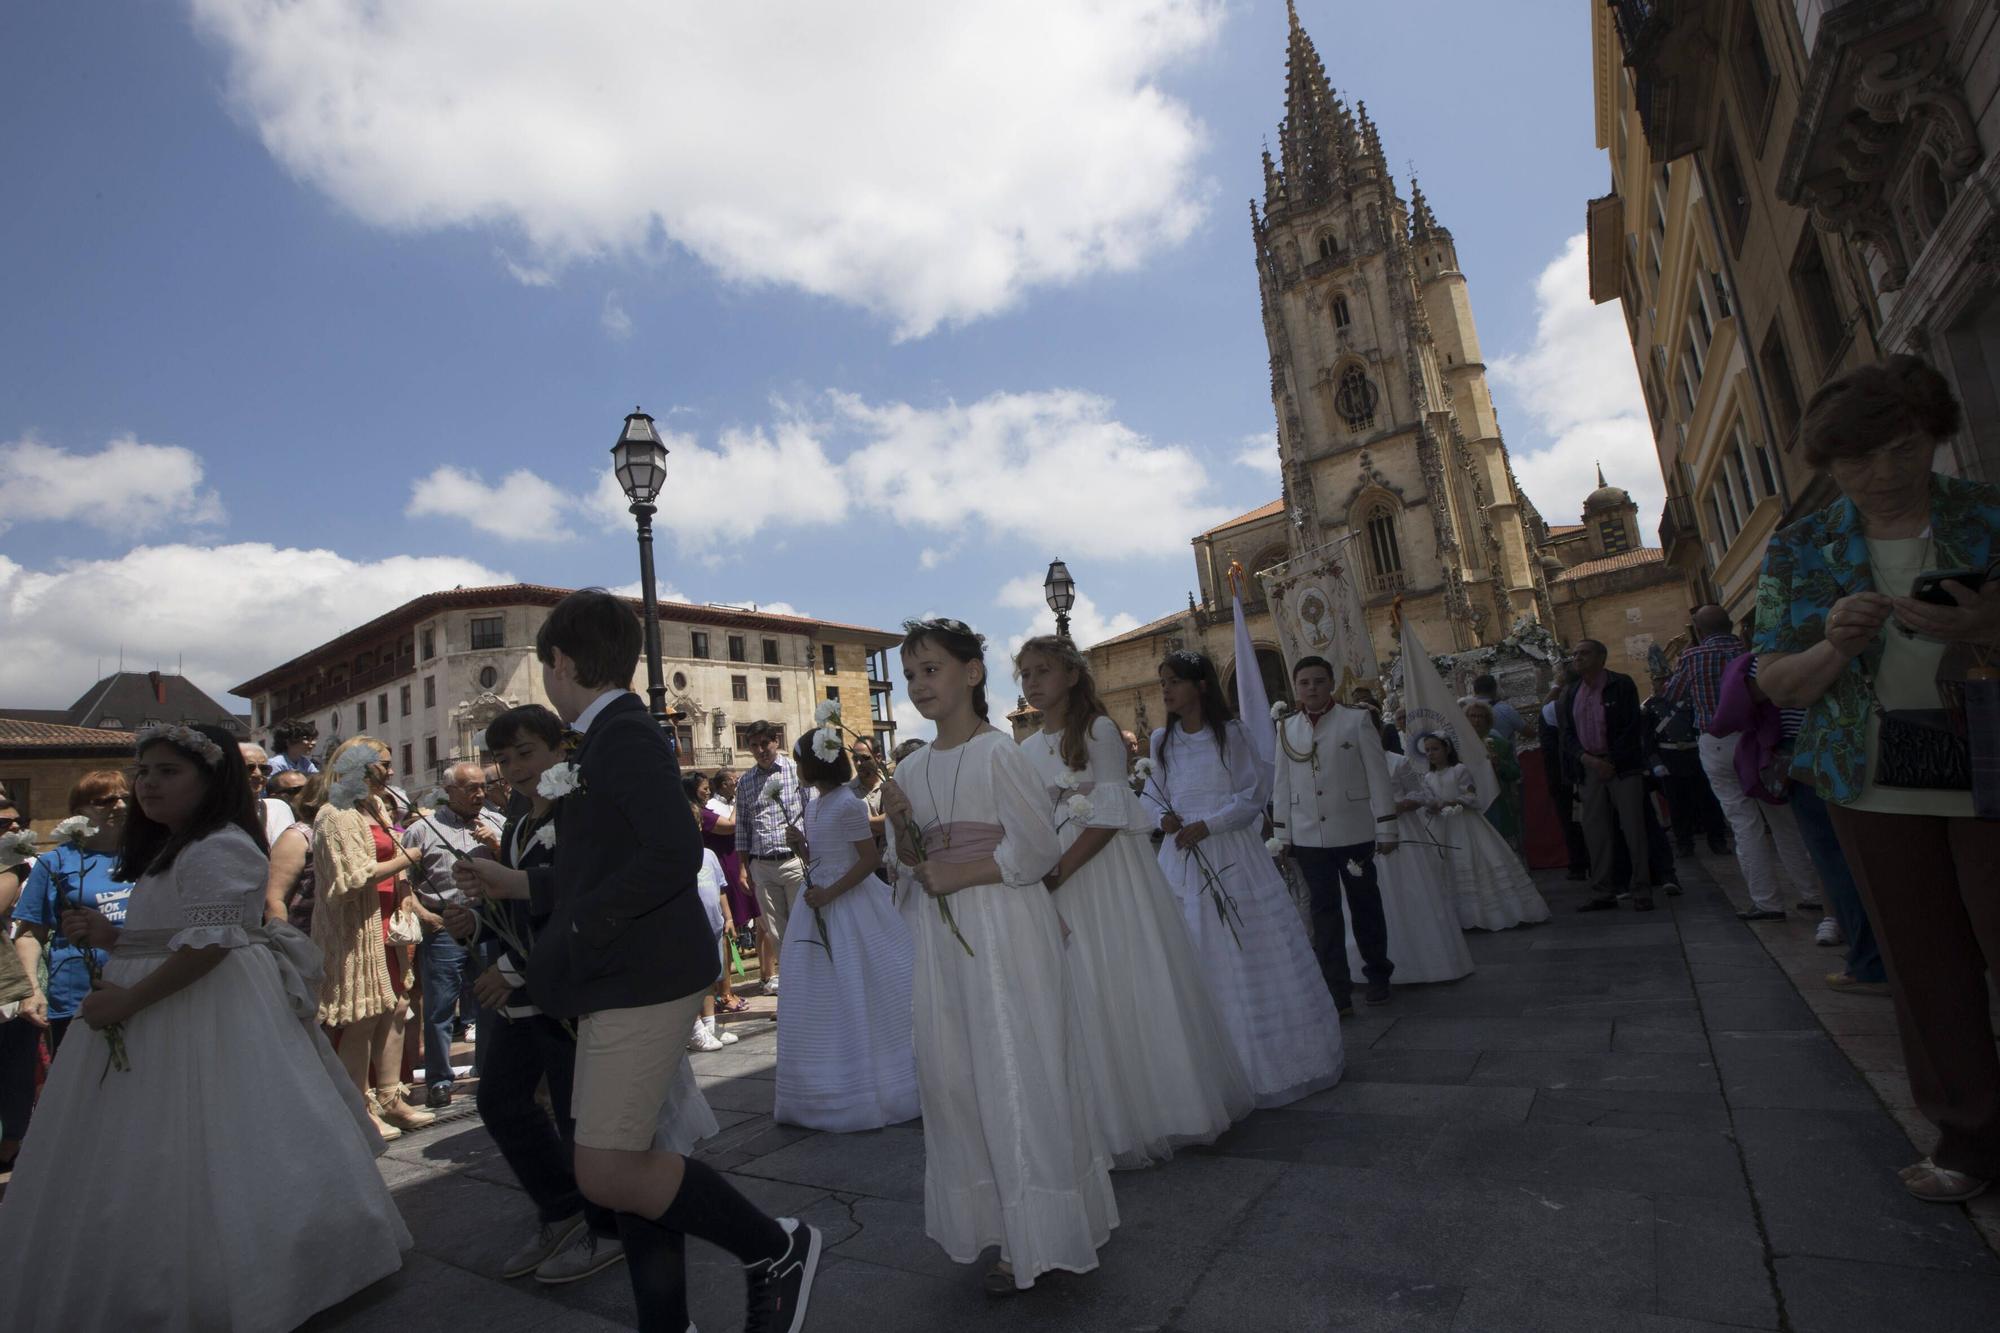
1366, 569, 1408, 599
1659, 492, 1701, 560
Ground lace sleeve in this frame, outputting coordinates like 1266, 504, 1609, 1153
167, 827, 267, 951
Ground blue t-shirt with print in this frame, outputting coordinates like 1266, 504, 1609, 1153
14, 844, 133, 1021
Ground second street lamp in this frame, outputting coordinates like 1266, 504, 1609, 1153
1044, 557, 1076, 641
611, 406, 672, 736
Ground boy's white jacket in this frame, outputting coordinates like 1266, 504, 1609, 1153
1271, 705, 1401, 848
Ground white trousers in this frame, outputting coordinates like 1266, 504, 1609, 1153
1697, 733, 1820, 912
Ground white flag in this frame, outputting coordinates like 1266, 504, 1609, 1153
1231, 592, 1274, 769
1399, 617, 1500, 813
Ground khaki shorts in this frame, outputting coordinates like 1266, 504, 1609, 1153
572, 990, 707, 1151
749, 854, 804, 949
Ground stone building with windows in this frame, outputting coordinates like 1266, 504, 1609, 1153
232, 585, 900, 789
1594, 0, 2000, 626
1590, 0, 1890, 626
1087, 8, 1663, 739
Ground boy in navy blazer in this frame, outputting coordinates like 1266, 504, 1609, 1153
460, 589, 820, 1332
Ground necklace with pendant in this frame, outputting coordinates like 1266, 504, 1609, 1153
924, 741, 970, 849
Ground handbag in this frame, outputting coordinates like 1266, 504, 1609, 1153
1862, 659, 1972, 791
386, 902, 423, 945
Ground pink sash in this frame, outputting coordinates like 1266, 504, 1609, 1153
925, 820, 1005, 865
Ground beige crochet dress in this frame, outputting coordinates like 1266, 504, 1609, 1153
310, 805, 397, 1027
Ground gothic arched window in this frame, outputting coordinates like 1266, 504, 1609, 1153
1332, 294, 1351, 329
1357, 498, 1405, 597
1335, 363, 1378, 431
1317, 233, 1337, 260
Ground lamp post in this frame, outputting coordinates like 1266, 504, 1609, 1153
1043, 557, 1076, 642
611, 407, 672, 735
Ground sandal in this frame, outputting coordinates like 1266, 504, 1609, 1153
718, 996, 751, 1014
983, 1261, 1020, 1296
1899, 1158, 1989, 1203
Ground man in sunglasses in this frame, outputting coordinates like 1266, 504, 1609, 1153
240, 743, 295, 847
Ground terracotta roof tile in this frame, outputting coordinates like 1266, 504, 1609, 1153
1550, 547, 1667, 582
0, 718, 137, 749
1198, 499, 1284, 536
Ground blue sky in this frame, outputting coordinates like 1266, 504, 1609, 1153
0, 2, 1653, 723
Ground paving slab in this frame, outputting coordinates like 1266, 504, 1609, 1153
300, 863, 2000, 1330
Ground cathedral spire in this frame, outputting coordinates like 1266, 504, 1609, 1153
1279, 0, 1339, 206
1597, 461, 1608, 488
1409, 175, 1441, 238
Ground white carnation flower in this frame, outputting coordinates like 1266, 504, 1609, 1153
1131, 757, 1155, 781
51, 816, 99, 845
811, 727, 843, 762
1055, 769, 1085, 791
1264, 835, 1285, 855
533, 824, 556, 851
0, 827, 38, 868
1270, 702, 1290, 720
538, 763, 583, 800
813, 699, 841, 726
1066, 793, 1094, 820
1346, 859, 1365, 876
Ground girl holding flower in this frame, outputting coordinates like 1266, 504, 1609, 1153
0, 722, 410, 1330
1014, 634, 1250, 1165
1145, 651, 1346, 1109
771, 729, 919, 1131
1416, 734, 1550, 931
878, 617, 1117, 1293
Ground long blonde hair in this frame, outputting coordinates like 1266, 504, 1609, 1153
1014, 635, 1110, 772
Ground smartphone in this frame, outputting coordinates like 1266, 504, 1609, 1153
1910, 568, 1988, 606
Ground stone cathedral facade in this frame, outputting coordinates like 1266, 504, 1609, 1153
1256, 3, 1550, 655
1079, 6, 1685, 742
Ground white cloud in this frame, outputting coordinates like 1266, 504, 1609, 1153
187, 0, 1220, 338
0, 544, 513, 706
442, 388, 1232, 559
587, 415, 849, 545
600, 290, 632, 340
1490, 233, 1663, 535
0, 434, 223, 535
1231, 431, 1280, 478
995, 572, 1143, 655
838, 389, 1234, 557
405, 464, 579, 541
495, 248, 556, 288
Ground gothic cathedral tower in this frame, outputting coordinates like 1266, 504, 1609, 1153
1254, 4, 1550, 652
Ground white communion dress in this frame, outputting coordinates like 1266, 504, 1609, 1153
0, 824, 410, 1331
1419, 762, 1551, 931
889, 728, 1118, 1288
1020, 717, 1252, 1166
1146, 719, 1345, 1109
773, 784, 920, 1132
1345, 752, 1477, 983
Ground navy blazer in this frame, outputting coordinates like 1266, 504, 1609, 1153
1558, 669, 1646, 783
524, 692, 716, 1018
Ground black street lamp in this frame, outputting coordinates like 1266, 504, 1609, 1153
611, 407, 672, 734
1044, 557, 1077, 641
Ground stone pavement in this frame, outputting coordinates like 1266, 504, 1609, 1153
311, 859, 2000, 1332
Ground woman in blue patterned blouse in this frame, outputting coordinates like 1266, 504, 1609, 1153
1754, 355, 2000, 1205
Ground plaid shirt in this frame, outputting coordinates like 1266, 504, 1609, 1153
1663, 633, 1746, 731
734, 757, 803, 858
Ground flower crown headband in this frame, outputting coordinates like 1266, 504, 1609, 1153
135, 723, 226, 768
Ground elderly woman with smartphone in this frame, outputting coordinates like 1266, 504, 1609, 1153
1754, 355, 2000, 1205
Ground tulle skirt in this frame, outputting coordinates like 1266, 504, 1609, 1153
0, 944, 410, 1331
1061, 831, 1253, 1165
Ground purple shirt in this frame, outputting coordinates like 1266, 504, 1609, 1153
1573, 674, 1609, 754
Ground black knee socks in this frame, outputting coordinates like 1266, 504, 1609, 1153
658, 1157, 788, 1266
615, 1212, 688, 1333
